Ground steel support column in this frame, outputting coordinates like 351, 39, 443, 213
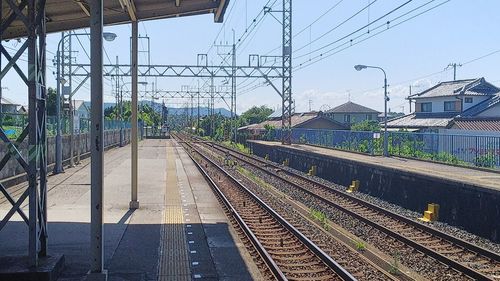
88, 0, 107, 279
231, 32, 237, 143
28, 0, 48, 266
281, 0, 293, 145
0, 0, 48, 268
130, 20, 139, 209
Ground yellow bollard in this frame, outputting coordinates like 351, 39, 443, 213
419, 203, 440, 222
346, 180, 360, 193
308, 165, 317, 176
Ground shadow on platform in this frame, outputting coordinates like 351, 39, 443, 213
0, 219, 253, 281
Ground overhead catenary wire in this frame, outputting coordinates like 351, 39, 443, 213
238, 0, 451, 96
294, 0, 450, 70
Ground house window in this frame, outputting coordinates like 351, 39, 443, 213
420, 102, 432, 112
366, 114, 372, 120
344, 114, 351, 123
444, 101, 456, 112
464, 97, 473, 103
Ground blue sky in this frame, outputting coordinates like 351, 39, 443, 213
2, 0, 500, 114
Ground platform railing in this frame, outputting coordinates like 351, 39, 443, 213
267, 128, 500, 169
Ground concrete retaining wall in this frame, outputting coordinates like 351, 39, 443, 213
250, 141, 500, 242
0, 129, 131, 181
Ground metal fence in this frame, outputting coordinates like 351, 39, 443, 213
268, 128, 500, 169
1, 113, 131, 138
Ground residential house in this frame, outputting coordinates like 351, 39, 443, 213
74, 100, 90, 119
324, 101, 380, 127
387, 78, 500, 132
238, 111, 348, 138
0, 97, 20, 114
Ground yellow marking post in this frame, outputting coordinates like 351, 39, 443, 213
308, 165, 317, 176
419, 203, 440, 222
346, 180, 360, 193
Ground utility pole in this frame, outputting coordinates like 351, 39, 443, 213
210, 75, 214, 138
308, 99, 312, 112
54, 32, 64, 174
66, 33, 75, 168
447, 63, 462, 81
197, 81, 200, 135
232, 29, 237, 143
408, 85, 412, 113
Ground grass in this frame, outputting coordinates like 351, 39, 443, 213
222, 140, 250, 154
236, 165, 274, 190
354, 240, 366, 251
389, 252, 401, 275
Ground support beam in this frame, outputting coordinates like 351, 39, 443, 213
130, 20, 139, 210
281, 0, 292, 145
88, 0, 107, 279
27, 0, 39, 267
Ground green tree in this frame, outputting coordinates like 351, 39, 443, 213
351, 120, 381, 132
46, 87, 57, 116
239, 105, 273, 126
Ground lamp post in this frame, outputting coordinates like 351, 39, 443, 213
54, 31, 117, 174
120, 81, 147, 146
354, 64, 389, 157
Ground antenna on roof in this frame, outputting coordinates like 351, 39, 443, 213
346, 90, 351, 102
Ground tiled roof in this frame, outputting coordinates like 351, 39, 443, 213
326, 101, 380, 114
449, 118, 500, 131
409, 78, 500, 99
386, 113, 452, 128
239, 112, 346, 131
460, 93, 500, 117
1, 97, 19, 106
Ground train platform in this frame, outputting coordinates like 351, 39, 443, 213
249, 140, 500, 191
0, 139, 260, 281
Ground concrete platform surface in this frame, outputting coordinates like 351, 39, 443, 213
251, 140, 500, 191
0, 139, 260, 281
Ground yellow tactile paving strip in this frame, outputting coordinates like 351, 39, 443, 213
158, 146, 191, 281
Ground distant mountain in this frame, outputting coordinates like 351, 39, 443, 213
166, 107, 232, 117
82, 100, 232, 117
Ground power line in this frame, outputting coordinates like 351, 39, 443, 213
293, 0, 379, 56
295, 0, 414, 60
295, 0, 449, 70
238, 1, 450, 97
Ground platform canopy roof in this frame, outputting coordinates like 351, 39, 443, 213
1, 0, 230, 40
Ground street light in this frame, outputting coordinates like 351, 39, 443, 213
54, 32, 117, 174
354, 64, 389, 157
103, 32, 117, 42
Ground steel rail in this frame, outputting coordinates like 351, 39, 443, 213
177, 135, 357, 281
201, 138, 499, 281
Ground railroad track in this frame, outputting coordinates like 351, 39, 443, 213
183, 134, 500, 281
177, 137, 356, 281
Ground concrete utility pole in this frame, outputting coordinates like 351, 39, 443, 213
197, 81, 200, 135
130, 20, 140, 210
54, 32, 64, 174
409, 85, 412, 113
89, 0, 106, 279
447, 63, 462, 81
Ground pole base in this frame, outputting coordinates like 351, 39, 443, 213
129, 200, 140, 209
85, 270, 107, 281
0, 254, 65, 281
